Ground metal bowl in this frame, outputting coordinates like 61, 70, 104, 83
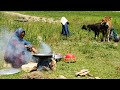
54, 54, 63, 61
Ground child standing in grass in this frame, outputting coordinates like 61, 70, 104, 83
110, 27, 120, 42
61, 17, 70, 37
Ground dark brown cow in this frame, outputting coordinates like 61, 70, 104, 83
81, 22, 109, 41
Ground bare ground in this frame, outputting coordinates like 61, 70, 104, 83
3, 11, 61, 23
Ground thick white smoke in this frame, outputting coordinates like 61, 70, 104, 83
37, 36, 52, 54
39, 41, 52, 54
0, 26, 14, 58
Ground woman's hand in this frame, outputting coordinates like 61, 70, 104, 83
31, 47, 38, 54
25, 45, 30, 48
25, 45, 38, 54
25, 45, 32, 52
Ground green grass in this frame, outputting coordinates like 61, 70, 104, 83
0, 11, 120, 79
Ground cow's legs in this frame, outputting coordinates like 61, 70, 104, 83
102, 31, 106, 42
107, 29, 111, 42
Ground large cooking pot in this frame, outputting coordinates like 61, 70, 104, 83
33, 53, 53, 58
32, 53, 53, 69
33, 53, 63, 60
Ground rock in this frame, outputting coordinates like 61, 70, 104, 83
21, 62, 37, 72
58, 75, 67, 79
94, 77, 100, 79
3, 61, 12, 68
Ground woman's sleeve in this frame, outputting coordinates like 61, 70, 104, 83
24, 39, 33, 48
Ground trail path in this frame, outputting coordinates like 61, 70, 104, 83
3, 11, 60, 23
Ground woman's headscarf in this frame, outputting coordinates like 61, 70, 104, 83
15, 28, 25, 40
61, 17, 68, 25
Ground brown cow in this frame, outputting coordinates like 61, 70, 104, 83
101, 16, 112, 42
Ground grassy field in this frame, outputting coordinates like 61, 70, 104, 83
0, 11, 120, 79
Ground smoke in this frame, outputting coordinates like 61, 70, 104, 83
0, 26, 14, 58
39, 41, 52, 54
37, 36, 52, 54
24, 49, 33, 63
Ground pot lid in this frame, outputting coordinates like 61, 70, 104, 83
33, 53, 53, 56
0, 68, 21, 75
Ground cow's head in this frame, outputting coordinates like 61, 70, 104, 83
101, 16, 112, 27
101, 16, 112, 22
100, 22, 109, 30
81, 25, 87, 30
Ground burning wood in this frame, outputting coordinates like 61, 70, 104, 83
75, 69, 101, 79
49, 58, 57, 71
75, 69, 90, 76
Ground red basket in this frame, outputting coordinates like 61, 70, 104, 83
64, 53, 76, 63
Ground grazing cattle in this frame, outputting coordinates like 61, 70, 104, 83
81, 22, 109, 41
101, 16, 112, 42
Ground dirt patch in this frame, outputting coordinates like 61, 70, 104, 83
3, 11, 60, 23
21, 71, 50, 79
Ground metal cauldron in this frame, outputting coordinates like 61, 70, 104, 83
32, 53, 53, 69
